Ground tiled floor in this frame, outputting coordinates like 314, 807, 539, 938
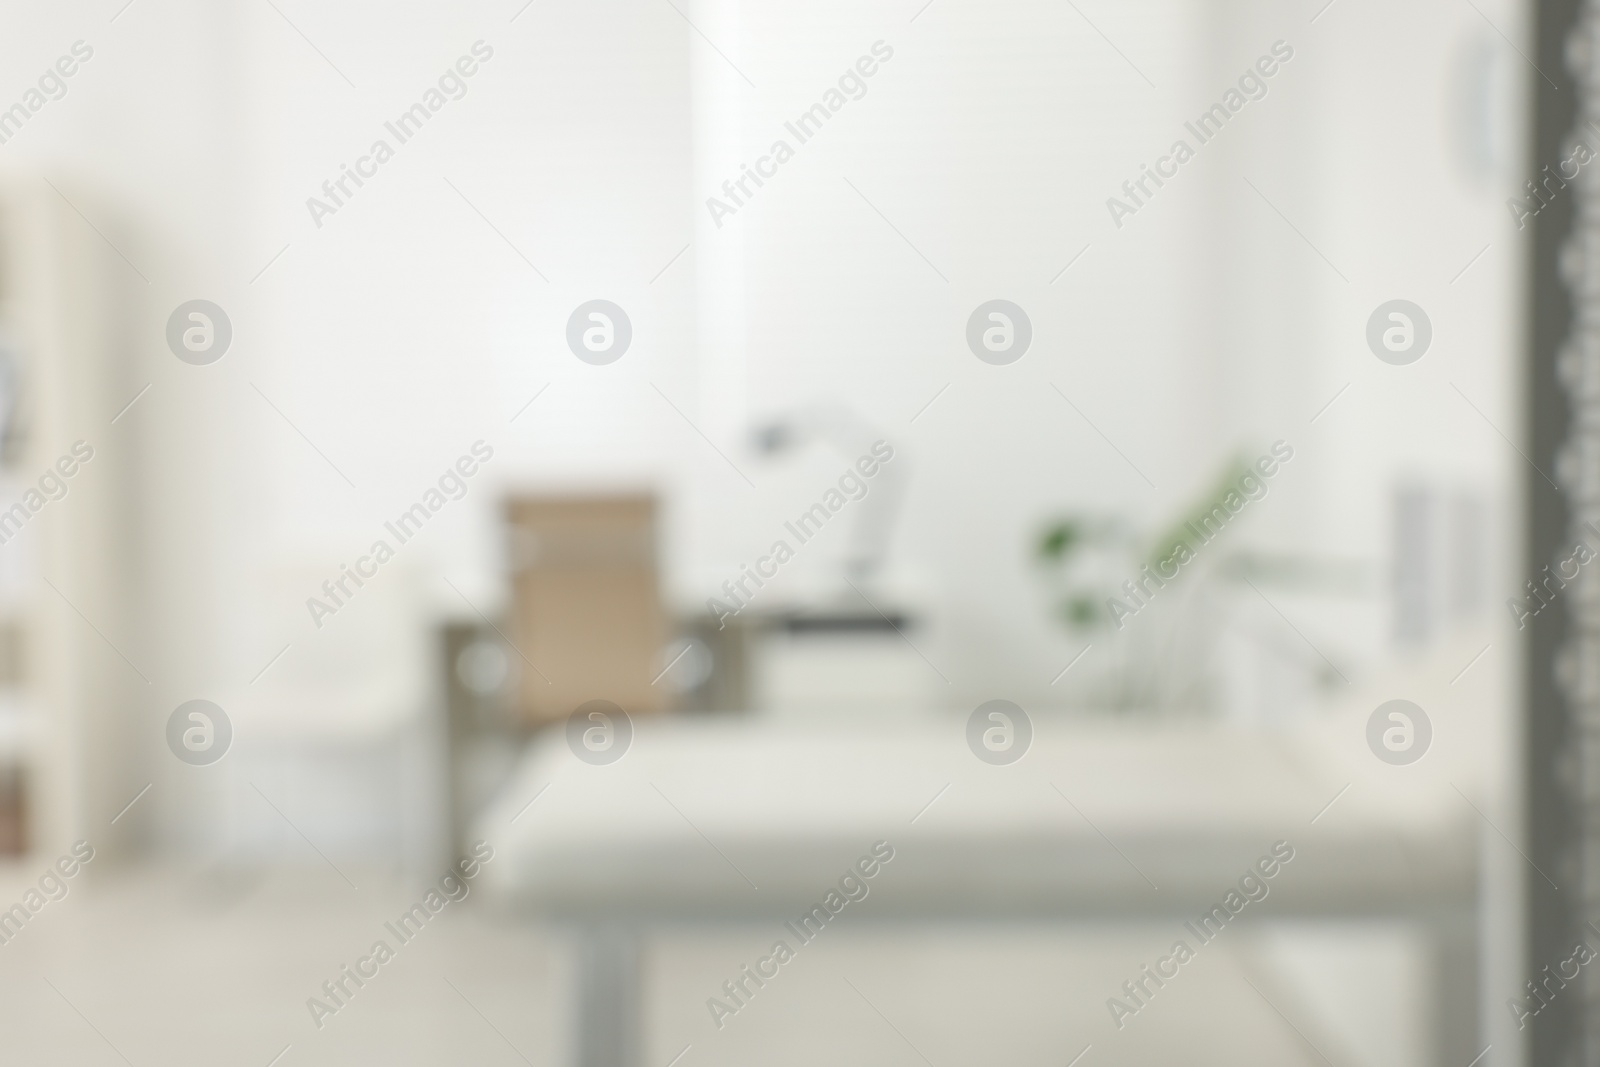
0, 863, 1420, 1066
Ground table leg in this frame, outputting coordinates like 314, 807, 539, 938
574, 924, 640, 1067
1431, 908, 1481, 1067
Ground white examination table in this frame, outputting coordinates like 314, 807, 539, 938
477, 715, 1482, 1067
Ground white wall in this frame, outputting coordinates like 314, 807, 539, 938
0, 0, 1526, 837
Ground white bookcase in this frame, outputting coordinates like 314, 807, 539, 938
0, 181, 137, 862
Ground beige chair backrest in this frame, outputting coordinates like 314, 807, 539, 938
504, 495, 663, 725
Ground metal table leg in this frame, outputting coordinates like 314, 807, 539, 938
574, 924, 640, 1067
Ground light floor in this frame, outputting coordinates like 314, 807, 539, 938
0, 863, 1422, 1066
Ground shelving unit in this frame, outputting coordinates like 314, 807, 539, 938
0, 181, 137, 861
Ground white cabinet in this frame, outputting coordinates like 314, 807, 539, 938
0, 182, 137, 860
